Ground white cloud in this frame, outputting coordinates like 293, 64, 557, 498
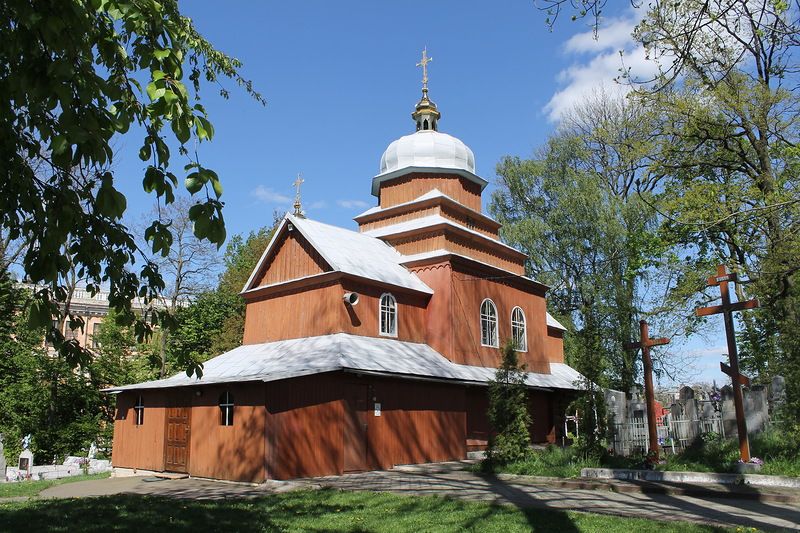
337, 199, 370, 209
305, 200, 327, 211
252, 185, 292, 205
545, 10, 662, 122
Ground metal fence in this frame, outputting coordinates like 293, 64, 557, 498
610, 414, 725, 456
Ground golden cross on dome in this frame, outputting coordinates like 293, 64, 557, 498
293, 173, 304, 216
416, 47, 433, 93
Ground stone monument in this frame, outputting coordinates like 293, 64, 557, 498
88, 442, 97, 460
0, 433, 6, 483
18, 434, 33, 479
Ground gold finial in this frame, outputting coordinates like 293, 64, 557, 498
416, 47, 433, 95
293, 173, 304, 216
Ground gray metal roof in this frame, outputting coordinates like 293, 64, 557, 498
106, 333, 584, 392
243, 215, 433, 295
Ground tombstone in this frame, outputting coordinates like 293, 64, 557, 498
678, 385, 695, 401
604, 389, 626, 425
87, 442, 97, 460
18, 434, 33, 479
0, 433, 5, 483
769, 375, 786, 414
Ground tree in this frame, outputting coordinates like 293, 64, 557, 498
629, 0, 800, 411
142, 196, 220, 377
167, 220, 278, 366
485, 341, 533, 467
491, 93, 665, 391
1, 0, 264, 373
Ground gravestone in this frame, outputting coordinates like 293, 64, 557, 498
0, 433, 5, 483
88, 442, 97, 460
18, 434, 33, 479
769, 375, 786, 414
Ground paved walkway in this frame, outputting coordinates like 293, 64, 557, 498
306, 464, 800, 531
31, 464, 800, 531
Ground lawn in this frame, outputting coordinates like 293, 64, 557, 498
0, 488, 736, 532
0, 472, 111, 498
482, 425, 800, 478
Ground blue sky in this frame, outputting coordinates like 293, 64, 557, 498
110, 1, 730, 387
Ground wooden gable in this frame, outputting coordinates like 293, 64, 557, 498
248, 224, 331, 290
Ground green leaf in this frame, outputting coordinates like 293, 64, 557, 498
185, 172, 203, 194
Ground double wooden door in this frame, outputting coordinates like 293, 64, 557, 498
343, 384, 369, 472
164, 404, 191, 473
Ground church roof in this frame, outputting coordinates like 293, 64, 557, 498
243, 214, 432, 295
362, 214, 525, 258
546, 313, 567, 331
106, 333, 584, 392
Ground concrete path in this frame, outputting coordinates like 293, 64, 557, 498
307, 464, 800, 531
39, 475, 307, 500
32, 464, 800, 531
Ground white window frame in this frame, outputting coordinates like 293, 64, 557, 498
379, 293, 398, 337
511, 306, 527, 352
480, 298, 499, 348
219, 390, 234, 426
134, 395, 144, 426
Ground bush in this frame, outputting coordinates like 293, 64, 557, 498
484, 342, 532, 467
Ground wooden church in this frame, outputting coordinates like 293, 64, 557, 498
109, 64, 583, 482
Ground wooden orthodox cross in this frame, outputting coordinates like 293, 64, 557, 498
624, 320, 669, 458
416, 48, 433, 92
695, 264, 759, 462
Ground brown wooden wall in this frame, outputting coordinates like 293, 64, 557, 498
251, 230, 328, 288
358, 203, 498, 240
378, 173, 482, 211
189, 383, 266, 482
411, 260, 556, 371
263, 373, 466, 479
545, 328, 565, 364
243, 280, 428, 345
466, 387, 556, 447
112, 390, 168, 472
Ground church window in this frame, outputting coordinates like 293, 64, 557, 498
379, 293, 397, 337
511, 307, 527, 351
219, 391, 234, 426
480, 299, 498, 347
134, 396, 144, 426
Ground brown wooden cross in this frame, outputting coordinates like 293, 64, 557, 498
695, 264, 759, 462
625, 320, 669, 459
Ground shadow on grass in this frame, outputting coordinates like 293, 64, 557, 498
0, 487, 731, 533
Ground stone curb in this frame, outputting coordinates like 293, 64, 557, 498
489, 473, 800, 503
581, 468, 800, 489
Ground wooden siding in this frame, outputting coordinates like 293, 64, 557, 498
466, 387, 556, 447
251, 230, 329, 288
243, 280, 428, 345
378, 174, 482, 211
367, 377, 466, 469
358, 204, 498, 240
188, 383, 266, 482
545, 328, 565, 364
384, 229, 525, 275
411, 260, 554, 370
265, 373, 345, 479
112, 390, 168, 472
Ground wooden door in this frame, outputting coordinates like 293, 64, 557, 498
343, 384, 369, 472
164, 404, 191, 473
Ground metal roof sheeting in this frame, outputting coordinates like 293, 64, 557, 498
106, 333, 584, 392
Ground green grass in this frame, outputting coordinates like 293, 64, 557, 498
0, 472, 110, 498
485, 425, 800, 478
0, 488, 736, 532
477, 445, 638, 478
657, 426, 800, 476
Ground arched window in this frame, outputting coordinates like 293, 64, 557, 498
480, 299, 498, 347
511, 306, 527, 352
379, 293, 397, 337
219, 391, 234, 426
134, 395, 144, 426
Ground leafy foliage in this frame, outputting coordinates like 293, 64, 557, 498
0, 0, 264, 374
485, 341, 533, 466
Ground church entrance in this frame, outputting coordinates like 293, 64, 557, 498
164, 399, 192, 473
343, 383, 369, 472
